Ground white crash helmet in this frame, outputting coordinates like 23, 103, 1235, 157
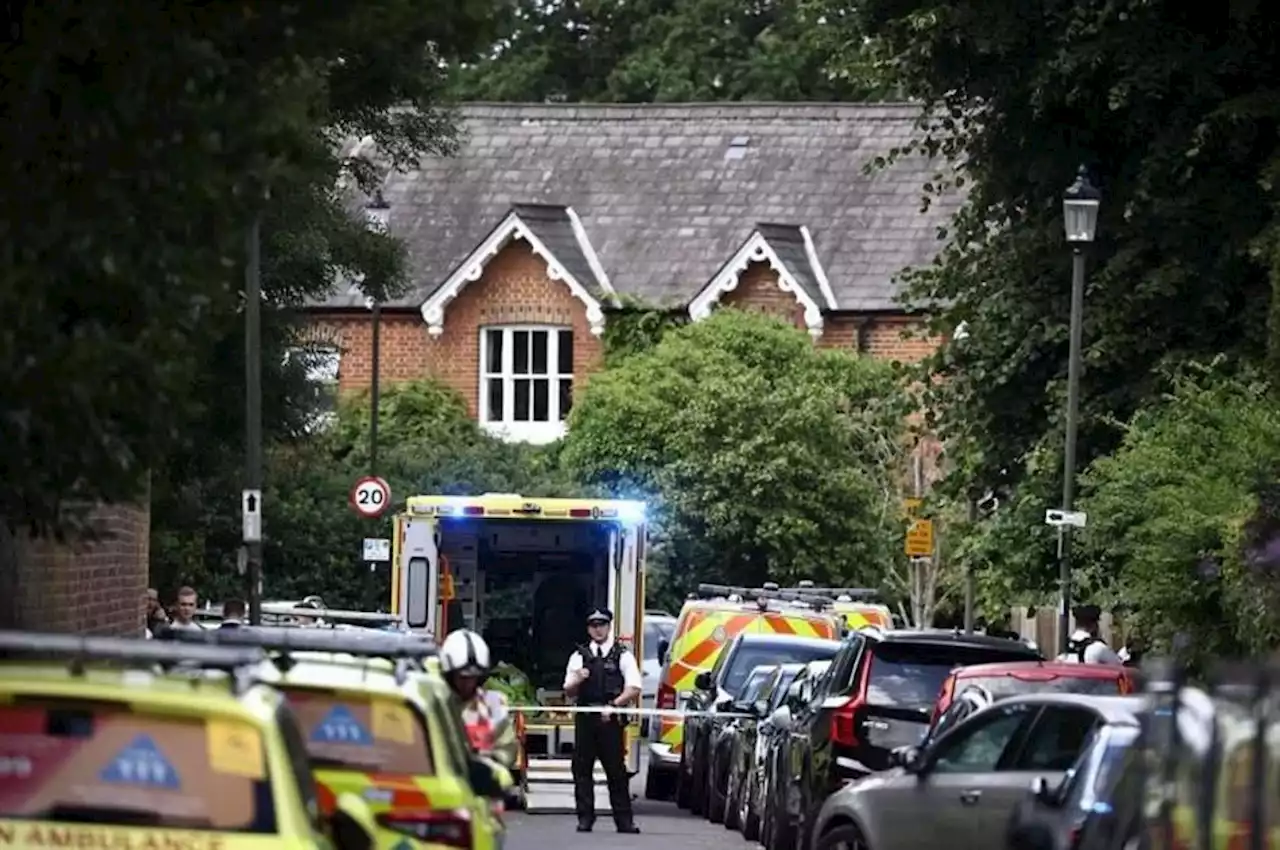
440, 629, 491, 678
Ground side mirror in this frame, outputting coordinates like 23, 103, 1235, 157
716, 696, 735, 712
889, 746, 922, 772
753, 699, 770, 718
1029, 775, 1060, 807
694, 671, 713, 691
467, 757, 505, 800
769, 706, 792, 730
330, 792, 376, 850
657, 639, 670, 665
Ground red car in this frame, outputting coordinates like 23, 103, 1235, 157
931, 660, 1136, 725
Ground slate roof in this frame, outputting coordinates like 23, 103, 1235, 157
755, 223, 829, 310
508, 203, 607, 299
315, 102, 963, 312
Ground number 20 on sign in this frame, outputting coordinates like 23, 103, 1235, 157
350, 476, 391, 519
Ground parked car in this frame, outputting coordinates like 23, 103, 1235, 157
763, 628, 1042, 850
934, 661, 1136, 724
678, 632, 841, 817
758, 659, 834, 850
640, 614, 677, 734
1006, 721, 1141, 850
809, 693, 1143, 850
724, 661, 806, 839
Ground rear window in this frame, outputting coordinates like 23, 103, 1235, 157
868, 644, 1038, 708
960, 673, 1122, 700
0, 701, 274, 832
644, 620, 675, 661
283, 689, 432, 775
722, 642, 839, 697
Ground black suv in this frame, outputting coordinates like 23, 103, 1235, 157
678, 632, 841, 817
762, 629, 1041, 850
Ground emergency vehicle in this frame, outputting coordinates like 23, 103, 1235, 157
644, 583, 846, 800
793, 582, 894, 630
389, 493, 647, 815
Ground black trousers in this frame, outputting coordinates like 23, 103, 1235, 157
572, 712, 633, 825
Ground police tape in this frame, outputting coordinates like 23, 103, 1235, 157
507, 704, 754, 720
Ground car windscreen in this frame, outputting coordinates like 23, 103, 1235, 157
644, 620, 676, 661
722, 642, 838, 697
959, 673, 1122, 700
868, 644, 1038, 708
769, 671, 802, 710
0, 700, 275, 832
283, 688, 433, 775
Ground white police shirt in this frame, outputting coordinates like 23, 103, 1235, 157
1056, 630, 1123, 665
563, 638, 643, 691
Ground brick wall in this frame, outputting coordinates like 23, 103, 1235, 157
312, 241, 604, 417
719, 261, 807, 330
0, 501, 150, 636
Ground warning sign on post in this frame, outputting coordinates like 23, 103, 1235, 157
905, 517, 934, 557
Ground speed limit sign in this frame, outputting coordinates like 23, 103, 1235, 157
350, 476, 391, 519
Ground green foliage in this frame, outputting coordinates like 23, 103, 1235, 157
151, 380, 576, 606
601, 306, 687, 366
848, 0, 1280, 612
2, 1, 499, 533
1079, 362, 1280, 663
449, 0, 892, 102
562, 309, 909, 591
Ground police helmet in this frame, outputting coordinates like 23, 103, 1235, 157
440, 629, 492, 678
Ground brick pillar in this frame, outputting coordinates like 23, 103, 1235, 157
0, 499, 150, 636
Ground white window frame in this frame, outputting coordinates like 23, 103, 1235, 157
478, 325, 574, 444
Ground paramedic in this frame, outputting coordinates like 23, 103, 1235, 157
440, 629, 519, 770
563, 608, 642, 834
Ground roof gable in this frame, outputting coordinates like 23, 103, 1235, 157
689, 225, 834, 337
420, 204, 611, 336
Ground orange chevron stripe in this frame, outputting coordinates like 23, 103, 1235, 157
766, 614, 796, 635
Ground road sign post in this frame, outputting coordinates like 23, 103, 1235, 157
350, 476, 391, 519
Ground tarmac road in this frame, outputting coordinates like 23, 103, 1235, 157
505, 761, 749, 850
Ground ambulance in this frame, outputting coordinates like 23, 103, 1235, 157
644, 583, 845, 801
792, 582, 894, 630
389, 492, 648, 815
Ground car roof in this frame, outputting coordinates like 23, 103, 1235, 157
732, 633, 843, 650
871, 629, 1041, 654
679, 598, 836, 622
258, 652, 423, 698
996, 692, 1145, 724
956, 660, 1126, 679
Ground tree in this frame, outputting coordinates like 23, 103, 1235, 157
1079, 362, 1280, 663
449, 0, 890, 102
1, 1, 498, 536
561, 309, 909, 593
849, 0, 1280, 599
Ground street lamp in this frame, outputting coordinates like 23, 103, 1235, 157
364, 189, 390, 478
1057, 165, 1101, 654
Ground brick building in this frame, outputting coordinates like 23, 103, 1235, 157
306, 103, 962, 446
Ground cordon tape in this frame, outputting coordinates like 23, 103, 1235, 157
507, 705, 754, 720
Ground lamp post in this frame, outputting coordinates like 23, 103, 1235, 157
364, 189, 391, 478
1057, 165, 1102, 654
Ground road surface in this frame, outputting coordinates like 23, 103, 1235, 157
506, 766, 746, 850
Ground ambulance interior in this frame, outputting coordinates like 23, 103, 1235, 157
436, 518, 618, 692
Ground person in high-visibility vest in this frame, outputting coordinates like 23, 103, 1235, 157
440, 629, 519, 771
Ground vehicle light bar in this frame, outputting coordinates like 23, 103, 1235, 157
0, 630, 266, 672
158, 626, 437, 659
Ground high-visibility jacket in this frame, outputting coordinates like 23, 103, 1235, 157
454, 688, 519, 771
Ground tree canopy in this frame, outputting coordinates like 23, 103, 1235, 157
851, 0, 1280, 598
561, 309, 909, 594
448, 0, 890, 102
2, 1, 499, 534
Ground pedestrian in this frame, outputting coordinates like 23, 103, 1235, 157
439, 629, 520, 812
219, 599, 247, 629
144, 588, 168, 638
168, 586, 205, 631
563, 608, 642, 834
1057, 604, 1123, 664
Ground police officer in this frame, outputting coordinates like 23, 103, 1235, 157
563, 608, 642, 834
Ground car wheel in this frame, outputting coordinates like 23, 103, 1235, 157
644, 763, 675, 801
707, 750, 727, 824
723, 765, 741, 831
815, 823, 868, 850
766, 789, 796, 850
689, 736, 706, 815
675, 748, 692, 809
741, 780, 761, 842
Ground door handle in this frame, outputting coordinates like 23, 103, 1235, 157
959, 789, 982, 805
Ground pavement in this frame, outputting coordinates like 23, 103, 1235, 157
506, 761, 748, 850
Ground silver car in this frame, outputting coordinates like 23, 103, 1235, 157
641, 615, 677, 733
808, 693, 1143, 850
